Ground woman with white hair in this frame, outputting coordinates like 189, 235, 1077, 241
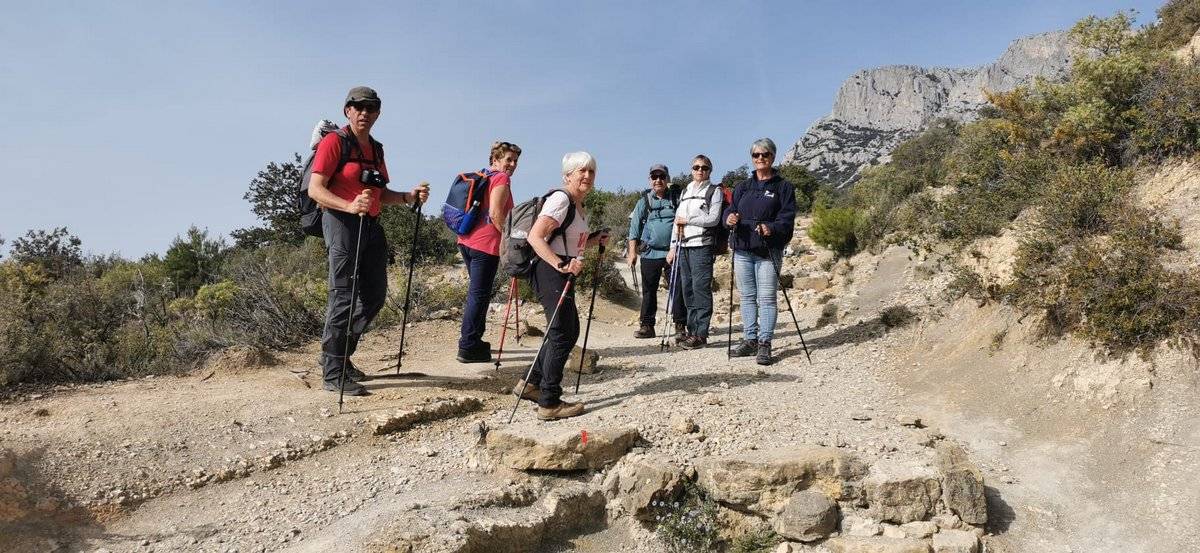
514, 151, 609, 420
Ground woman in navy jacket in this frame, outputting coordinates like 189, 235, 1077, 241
722, 138, 796, 365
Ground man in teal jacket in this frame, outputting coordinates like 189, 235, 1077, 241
627, 164, 686, 338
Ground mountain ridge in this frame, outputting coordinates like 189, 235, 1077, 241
783, 31, 1075, 187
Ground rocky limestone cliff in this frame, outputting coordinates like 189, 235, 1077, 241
783, 31, 1075, 187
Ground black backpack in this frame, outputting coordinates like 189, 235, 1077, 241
501, 189, 576, 279
297, 128, 384, 238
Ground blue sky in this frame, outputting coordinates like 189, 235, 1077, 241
0, 0, 1163, 257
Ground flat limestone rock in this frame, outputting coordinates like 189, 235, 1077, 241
934, 443, 987, 525
826, 536, 933, 553
486, 426, 639, 471
372, 397, 484, 436
932, 529, 979, 553
694, 445, 868, 516
865, 459, 941, 524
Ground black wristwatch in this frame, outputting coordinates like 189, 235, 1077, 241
557, 258, 570, 269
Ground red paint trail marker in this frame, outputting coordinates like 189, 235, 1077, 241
581, 430, 588, 445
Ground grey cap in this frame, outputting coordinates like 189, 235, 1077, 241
344, 86, 381, 105
649, 164, 669, 177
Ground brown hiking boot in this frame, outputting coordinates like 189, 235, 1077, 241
537, 401, 585, 421
680, 335, 708, 349
634, 325, 655, 338
513, 379, 540, 403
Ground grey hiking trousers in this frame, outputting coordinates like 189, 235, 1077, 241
320, 209, 389, 384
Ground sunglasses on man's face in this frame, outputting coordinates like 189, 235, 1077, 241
349, 102, 380, 114
650, 173, 668, 180
692, 165, 711, 172
751, 152, 772, 160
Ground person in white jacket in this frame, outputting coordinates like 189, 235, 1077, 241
667, 154, 724, 348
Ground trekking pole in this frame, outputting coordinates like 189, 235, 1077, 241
630, 257, 640, 296
573, 243, 604, 394
727, 249, 735, 359
494, 277, 517, 372
659, 248, 681, 352
338, 211, 367, 414
508, 274, 576, 423
394, 200, 423, 373
764, 238, 811, 364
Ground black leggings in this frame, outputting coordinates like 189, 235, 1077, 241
528, 259, 580, 407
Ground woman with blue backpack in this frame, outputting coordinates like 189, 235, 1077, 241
626, 163, 686, 339
452, 141, 522, 363
722, 138, 797, 366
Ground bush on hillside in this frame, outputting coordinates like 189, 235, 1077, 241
1143, 0, 1200, 51
1131, 60, 1200, 160
809, 205, 859, 257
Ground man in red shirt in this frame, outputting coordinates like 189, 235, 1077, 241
307, 86, 430, 396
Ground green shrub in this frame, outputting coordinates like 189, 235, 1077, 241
809, 206, 859, 257
653, 482, 720, 553
1143, 0, 1200, 51
1131, 60, 1200, 160
1038, 163, 1132, 240
880, 305, 917, 328
730, 526, 782, 553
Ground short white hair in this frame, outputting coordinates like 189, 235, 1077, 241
561, 151, 597, 179
750, 138, 777, 156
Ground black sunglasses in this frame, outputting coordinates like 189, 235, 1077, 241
650, 173, 668, 180
751, 152, 772, 159
692, 165, 711, 171
348, 102, 380, 113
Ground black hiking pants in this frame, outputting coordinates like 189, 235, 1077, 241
638, 257, 685, 328
320, 209, 388, 385
528, 259, 579, 407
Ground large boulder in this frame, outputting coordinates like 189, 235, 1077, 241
825, 536, 932, 553
694, 446, 868, 516
934, 443, 987, 525
601, 454, 684, 521
865, 459, 941, 523
485, 426, 638, 471
772, 490, 838, 542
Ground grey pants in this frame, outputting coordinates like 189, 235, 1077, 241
680, 245, 715, 338
320, 209, 389, 384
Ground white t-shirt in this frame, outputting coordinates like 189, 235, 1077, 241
539, 190, 590, 257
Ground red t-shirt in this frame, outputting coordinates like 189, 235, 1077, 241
311, 128, 389, 218
457, 171, 513, 256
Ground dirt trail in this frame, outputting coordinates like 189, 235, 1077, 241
1, 247, 1196, 552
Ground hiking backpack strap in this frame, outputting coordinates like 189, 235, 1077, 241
634, 189, 654, 241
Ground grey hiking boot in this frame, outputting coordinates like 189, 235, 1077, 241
319, 357, 368, 381
674, 322, 688, 339
323, 379, 369, 396
732, 339, 758, 358
756, 341, 773, 366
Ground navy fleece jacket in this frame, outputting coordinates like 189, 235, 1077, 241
722, 172, 796, 253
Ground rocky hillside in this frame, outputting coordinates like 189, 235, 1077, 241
782, 32, 1074, 187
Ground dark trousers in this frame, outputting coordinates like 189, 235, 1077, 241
320, 210, 388, 384
529, 259, 579, 407
638, 257, 686, 328
458, 245, 500, 351
680, 246, 715, 338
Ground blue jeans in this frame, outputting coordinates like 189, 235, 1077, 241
734, 250, 779, 343
458, 245, 499, 351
